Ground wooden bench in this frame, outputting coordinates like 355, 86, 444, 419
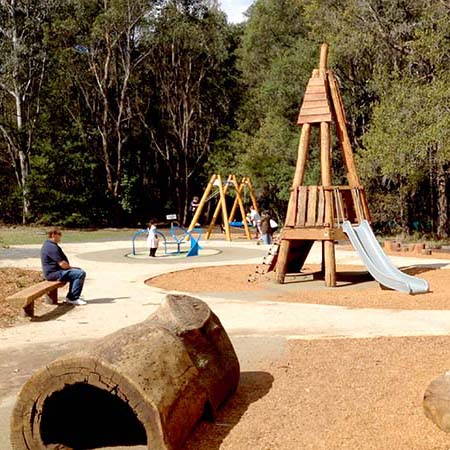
6, 280, 67, 317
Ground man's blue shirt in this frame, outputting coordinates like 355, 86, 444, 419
40, 239, 69, 281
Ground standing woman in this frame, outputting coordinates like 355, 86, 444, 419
147, 219, 159, 257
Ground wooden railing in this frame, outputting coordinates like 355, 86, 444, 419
285, 185, 370, 228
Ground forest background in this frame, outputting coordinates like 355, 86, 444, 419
1, 0, 450, 238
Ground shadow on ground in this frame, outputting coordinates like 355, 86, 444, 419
182, 371, 274, 450
87, 297, 129, 305
283, 269, 373, 288
403, 263, 449, 275
31, 303, 74, 322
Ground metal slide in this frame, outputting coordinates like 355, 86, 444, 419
342, 220, 429, 294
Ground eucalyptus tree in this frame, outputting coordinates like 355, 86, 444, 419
0, 0, 56, 223
358, 1, 450, 237
223, 0, 316, 214
52, 0, 160, 222
142, 0, 232, 223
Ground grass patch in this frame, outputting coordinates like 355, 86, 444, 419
0, 227, 140, 246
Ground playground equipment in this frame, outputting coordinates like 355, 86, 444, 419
10, 294, 240, 450
132, 226, 202, 257
187, 174, 258, 241
274, 43, 428, 293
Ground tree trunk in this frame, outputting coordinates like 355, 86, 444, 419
10, 294, 240, 450
436, 158, 448, 239
18, 149, 30, 224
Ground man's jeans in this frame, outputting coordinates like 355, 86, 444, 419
59, 268, 86, 300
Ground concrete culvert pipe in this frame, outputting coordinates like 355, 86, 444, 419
10, 294, 240, 450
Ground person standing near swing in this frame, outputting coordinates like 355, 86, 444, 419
249, 205, 262, 240
188, 196, 200, 226
147, 220, 159, 257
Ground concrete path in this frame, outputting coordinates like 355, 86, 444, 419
1, 238, 450, 449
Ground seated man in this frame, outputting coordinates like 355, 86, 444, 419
40, 228, 87, 306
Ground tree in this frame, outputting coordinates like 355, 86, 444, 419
53, 0, 159, 222
218, 0, 316, 216
0, 0, 55, 223
142, 0, 232, 223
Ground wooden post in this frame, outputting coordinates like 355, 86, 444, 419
320, 121, 336, 287
275, 240, 291, 284
47, 289, 59, 305
218, 175, 232, 241
285, 124, 312, 226
292, 124, 312, 187
187, 174, 217, 233
245, 177, 259, 212
206, 175, 224, 238
232, 175, 252, 240
327, 70, 361, 188
319, 43, 328, 78
206, 175, 233, 241
228, 178, 244, 223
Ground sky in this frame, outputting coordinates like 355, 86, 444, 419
219, 0, 254, 23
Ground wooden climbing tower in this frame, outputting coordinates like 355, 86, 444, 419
275, 44, 370, 287
187, 174, 258, 241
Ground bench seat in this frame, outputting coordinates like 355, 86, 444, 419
6, 280, 67, 317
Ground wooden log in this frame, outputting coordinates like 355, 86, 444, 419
424, 371, 450, 433
206, 174, 232, 240
187, 174, 217, 233
327, 70, 361, 188
275, 240, 291, 284
306, 186, 317, 226
245, 177, 259, 212
281, 227, 347, 242
319, 43, 328, 77
383, 240, 400, 252
413, 243, 426, 253
296, 186, 308, 227
292, 123, 312, 187
320, 121, 336, 287
230, 175, 252, 240
285, 188, 298, 227
10, 294, 240, 450
316, 187, 325, 225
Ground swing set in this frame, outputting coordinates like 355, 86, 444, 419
187, 174, 259, 241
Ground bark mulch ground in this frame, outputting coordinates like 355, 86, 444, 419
0, 268, 43, 328
147, 263, 450, 310
183, 336, 450, 450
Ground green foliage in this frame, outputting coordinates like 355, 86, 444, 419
211, 0, 317, 216
2, 0, 450, 237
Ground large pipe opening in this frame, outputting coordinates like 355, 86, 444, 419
39, 382, 147, 448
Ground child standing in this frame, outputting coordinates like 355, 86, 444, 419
147, 220, 159, 257
249, 205, 262, 240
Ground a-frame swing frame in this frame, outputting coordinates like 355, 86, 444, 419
187, 174, 258, 241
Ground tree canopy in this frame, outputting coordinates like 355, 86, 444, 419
1, 0, 450, 237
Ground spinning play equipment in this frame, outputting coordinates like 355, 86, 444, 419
132, 226, 202, 257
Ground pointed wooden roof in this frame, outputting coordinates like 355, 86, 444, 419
297, 73, 332, 125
